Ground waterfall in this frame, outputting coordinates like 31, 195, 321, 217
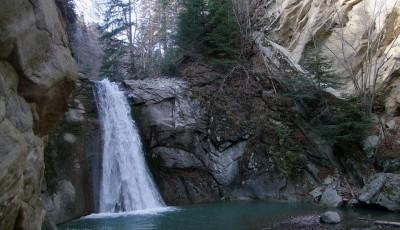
94, 79, 165, 213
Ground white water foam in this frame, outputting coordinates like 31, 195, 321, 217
82, 207, 179, 219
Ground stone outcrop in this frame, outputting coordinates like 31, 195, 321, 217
123, 60, 366, 205
358, 173, 400, 211
125, 78, 223, 204
41, 76, 100, 225
0, 0, 76, 229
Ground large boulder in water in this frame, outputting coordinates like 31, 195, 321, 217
319, 188, 343, 207
358, 173, 400, 211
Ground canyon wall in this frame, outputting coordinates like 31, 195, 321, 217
41, 76, 101, 226
0, 0, 76, 229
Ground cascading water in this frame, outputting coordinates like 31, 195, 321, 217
94, 79, 165, 213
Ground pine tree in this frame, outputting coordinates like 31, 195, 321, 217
302, 48, 341, 89
100, 25, 127, 80
176, 0, 207, 51
204, 0, 240, 67
285, 48, 370, 144
100, 0, 136, 79
175, 0, 241, 69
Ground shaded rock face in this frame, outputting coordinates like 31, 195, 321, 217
125, 78, 225, 204
359, 173, 400, 211
0, 0, 76, 229
41, 77, 101, 224
124, 62, 366, 205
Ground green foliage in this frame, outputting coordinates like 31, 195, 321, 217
274, 126, 292, 146
302, 48, 342, 89
311, 96, 371, 143
274, 151, 307, 179
204, 0, 240, 68
99, 0, 135, 80
160, 48, 179, 75
286, 48, 371, 144
99, 26, 128, 80
174, 0, 241, 70
176, 0, 207, 50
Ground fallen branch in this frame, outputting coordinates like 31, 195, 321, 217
359, 218, 400, 227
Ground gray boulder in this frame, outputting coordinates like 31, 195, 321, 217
362, 135, 380, 158
320, 211, 341, 224
320, 188, 343, 207
359, 173, 400, 211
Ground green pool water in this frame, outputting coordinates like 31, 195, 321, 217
60, 201, 400, 230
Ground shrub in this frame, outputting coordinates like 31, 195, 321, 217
285, 49, 371, 144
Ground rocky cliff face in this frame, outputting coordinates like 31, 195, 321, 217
29, 0, 400, 222
41, 76, 101, 225
124, 59, 374, 205
0, 0, 76, 229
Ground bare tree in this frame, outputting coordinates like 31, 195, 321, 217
324, 0, 399, 114
231, 0, 252, 57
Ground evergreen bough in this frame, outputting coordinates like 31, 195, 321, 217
286, 48, 370, 144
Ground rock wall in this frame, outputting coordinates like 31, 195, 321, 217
41, 76, 101, 225
0, 0, 76, 229
124, 65, 400, 214
125, 78, 222, 204
124, 60, 374, 205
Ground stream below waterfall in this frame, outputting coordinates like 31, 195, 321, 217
60, 201, 399, 230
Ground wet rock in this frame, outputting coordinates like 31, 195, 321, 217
41, 78, 100, 224
362, 136, 380, 158
309, 186, 324, 199
347, 198, 359, 207
41, 214, 57, 230
65, 109, 84, 123
320, 188, 343, 207
158, 170, 220, 205
42, 180, 76, 224
153, 147, 203, 169
359, 173, 400, 211
196, 140, 247, 185
320, 211, 341, 224
63, 133, 77, 144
